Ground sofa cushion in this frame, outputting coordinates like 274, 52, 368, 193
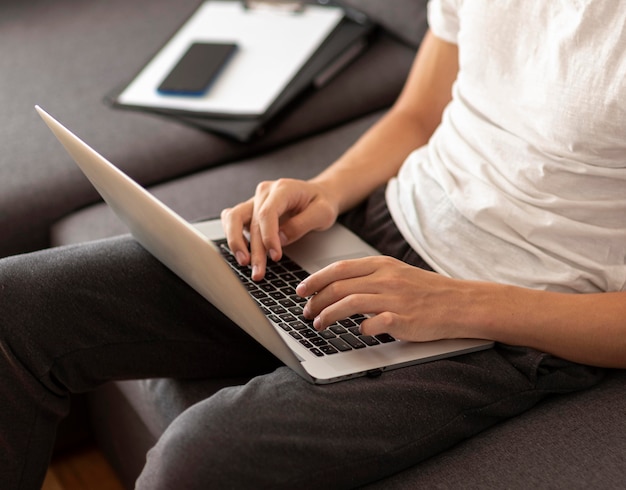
366, 369, 626, 488
51, 112, 384, 245
343, 0, 429, 48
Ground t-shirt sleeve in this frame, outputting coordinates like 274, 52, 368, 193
427, 0, 461, 44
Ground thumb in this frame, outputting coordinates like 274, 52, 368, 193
278, 204, 337, 245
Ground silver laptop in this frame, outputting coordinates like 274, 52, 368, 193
36, 105, 493, 384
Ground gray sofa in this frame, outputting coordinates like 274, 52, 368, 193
2, 1, 624, 488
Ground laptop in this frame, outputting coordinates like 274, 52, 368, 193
36, 106, 493, 384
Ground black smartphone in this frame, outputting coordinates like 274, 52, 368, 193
157, 42, 238, 96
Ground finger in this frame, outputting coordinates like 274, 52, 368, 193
358, 312, 402, 338
297, 258, 379, 299
254, 179, 331, 258
277, 201, 337, 246
221, 201, 253, 265
310, 293, 381, 331
302, 275, 373, 320
248, 220, 269, 281
252, 181, 284, 263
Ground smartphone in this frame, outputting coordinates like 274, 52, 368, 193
157, 42, 238, 96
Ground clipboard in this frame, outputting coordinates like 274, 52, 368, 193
107, 0, 375, 141
114, 0, 344, 118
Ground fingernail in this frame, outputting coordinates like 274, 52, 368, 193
313, 316, 322, 330
295, 281, 307, 296
235, 251, 247, 265
279, 231, 288, 246
269, 249, 280, 262
252, 265, 260, 280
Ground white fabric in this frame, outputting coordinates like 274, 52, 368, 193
386, 0, 626, 293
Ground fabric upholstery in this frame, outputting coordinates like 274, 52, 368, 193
0, 0, 416, 257
51, 112, 383, 245
342, 0, 429, 47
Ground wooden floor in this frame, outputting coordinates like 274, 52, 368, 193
42, 444, 124, 490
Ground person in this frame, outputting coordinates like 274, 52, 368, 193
1, 1, 624, 488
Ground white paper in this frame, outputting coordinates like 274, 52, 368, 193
117, 1, 343, 116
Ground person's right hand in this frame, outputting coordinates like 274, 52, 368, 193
220, 178, 340, 280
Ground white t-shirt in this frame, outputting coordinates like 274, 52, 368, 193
386, 0, 626, 293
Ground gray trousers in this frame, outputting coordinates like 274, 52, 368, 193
0, 188, 604, 489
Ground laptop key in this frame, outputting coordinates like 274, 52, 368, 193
309, 348, 324, 357
272, 279, 288, 289
359, 335, 380, 346
310, 337, 328, 347
320, 345, 339, 355
329, 325, 347, 335
293, 270, 309, 281
328, 337, 352, 352
278, 274, 296, 284
300, 329, 318, 339
375, 333, 396, 343
260, 297, 277, 307
288, 306, 303, 316
264, 271, 278, 281
340, 333, 366, 349
290, 321, 309, 331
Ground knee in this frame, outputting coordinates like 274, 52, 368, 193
136, 373, 308, 490
136, 390, 259, 490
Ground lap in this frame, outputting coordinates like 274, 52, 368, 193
0, 199, 605, 488
138, 344, 604, 489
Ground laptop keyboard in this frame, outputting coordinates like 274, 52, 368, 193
215, 239, 396, 357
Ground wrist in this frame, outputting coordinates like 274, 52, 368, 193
308, 173, 355, 215
451, 281, 520, 341
463, 281, 549, 345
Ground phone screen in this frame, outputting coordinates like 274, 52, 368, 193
157, 42, 238, 96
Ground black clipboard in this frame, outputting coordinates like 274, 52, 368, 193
106, 1, 375, 141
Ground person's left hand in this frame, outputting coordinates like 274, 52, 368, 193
296, 255, 478, 342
